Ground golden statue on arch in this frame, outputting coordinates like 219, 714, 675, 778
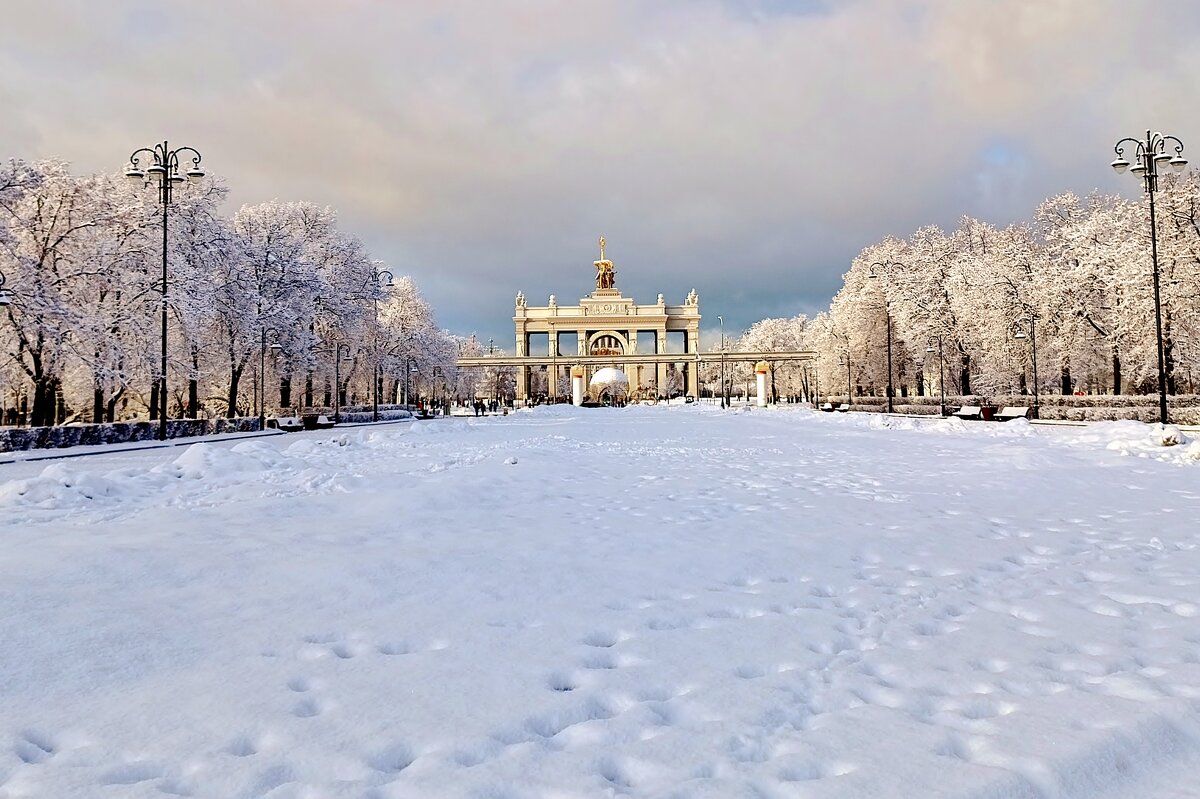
594, 235, 616, 290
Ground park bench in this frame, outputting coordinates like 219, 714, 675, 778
994, 406, 1031, 422
269, 416, 304, 432
820, 402, 834, 412
302, 414, 336, 430
835, 403, 851, 412
951, 405, 982, 420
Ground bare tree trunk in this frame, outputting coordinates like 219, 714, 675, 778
54, 381, 66, 424
1112, 346, 1122, 395
188, 349, 200, 418
93, 378, 104, 423
227, 366, 243, 418
1164, 328, 1177, 396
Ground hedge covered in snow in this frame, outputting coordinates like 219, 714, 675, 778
846, 395, 1200, 424
0, 417, 262, 453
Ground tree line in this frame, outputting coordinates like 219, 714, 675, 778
0, 158, 468, 427
719, 172, 1200, 403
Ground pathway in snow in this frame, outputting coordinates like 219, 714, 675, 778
0, 406, 1198, 798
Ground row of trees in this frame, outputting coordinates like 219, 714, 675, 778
720, 172, 1200, 403
0, 158, 467, 427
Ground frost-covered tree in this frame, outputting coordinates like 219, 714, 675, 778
0, 156, 452, 427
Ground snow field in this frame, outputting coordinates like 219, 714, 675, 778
1, 405, 1199, 798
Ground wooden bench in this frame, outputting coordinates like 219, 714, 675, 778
951, 405, 982, 420
835, 403, 850, 412
994, 406, 1031, 421
269, 416, 304, 432
820, 402, 834, 412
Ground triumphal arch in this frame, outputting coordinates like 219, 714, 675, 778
508, 238, 700, 402
451, 239, 700, 402
455, 237, 815, 405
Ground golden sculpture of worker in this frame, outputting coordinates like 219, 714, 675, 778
594, 236, 616, 290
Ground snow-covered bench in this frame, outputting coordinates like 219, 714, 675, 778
835, 403, 850, 412
301, 414, 336, 430
269, 416, 304, 432
994, 406, 1030, 421
951, 405, 982, 420
820, 402, 834, 412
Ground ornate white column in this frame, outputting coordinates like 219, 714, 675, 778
571, 365, 585, 406
755, 361, 769, 407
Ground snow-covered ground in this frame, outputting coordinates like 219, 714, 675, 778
2, 405, 1199, 799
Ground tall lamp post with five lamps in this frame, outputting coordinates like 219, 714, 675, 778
125, 141, 206, 440
1111, 130, 1187, 424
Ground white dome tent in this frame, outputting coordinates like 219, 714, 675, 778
587, 367, 630, 404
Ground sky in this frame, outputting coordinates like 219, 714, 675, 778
3, 0, 1200, 347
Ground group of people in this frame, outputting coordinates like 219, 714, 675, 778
471, 399, 504, 416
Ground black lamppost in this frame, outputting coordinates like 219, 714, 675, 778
331, 343, 352, 423
486, 339, 499, 404
125, 141, 206, 440
258, 327, 282, 430
406, 358, 417, 409
838, 353, 851, 405
718, 315, 727, 408
368, 270, 394, 422
926, 337, 946, 417
433, 366, 446, 416
869, 261, 900, 414
1013, 316, 1040, 419
1112, 130, 1188, 424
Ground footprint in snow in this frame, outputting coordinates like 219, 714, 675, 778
14, 730, 56, 764
292, 698, 323, 718
581, 629, 626, 648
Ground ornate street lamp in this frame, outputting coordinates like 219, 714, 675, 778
369, 270, 394, 422
125, 141, 206, 440
926, 337, 945, 417
406, 358, 418, 409
1112, 130, 1187, 424
868, 261, 901, 413
258, 327, 282, 430
1013, 316, 1039, 419
333, 343, 352, 423
718, 315, 727, 408
838, 353, 852, 405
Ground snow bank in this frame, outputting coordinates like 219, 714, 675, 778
2, 405, 1200, 798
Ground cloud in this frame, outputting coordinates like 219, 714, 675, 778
3, 0, 1200, 344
